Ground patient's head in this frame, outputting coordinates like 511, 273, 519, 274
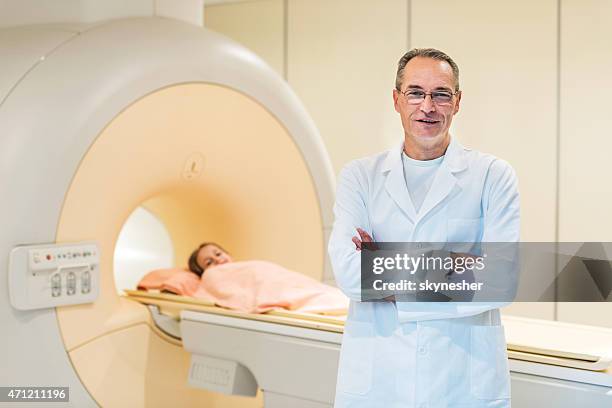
188, 242, 233, 277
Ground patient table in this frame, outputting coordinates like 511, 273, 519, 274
126, 290, 612, 407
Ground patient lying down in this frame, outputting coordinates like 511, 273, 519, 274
137, 242, 348, 314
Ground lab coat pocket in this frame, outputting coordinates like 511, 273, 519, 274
447, 218, 482, 243
336, 320, 375, 396
470, 325, 511, 400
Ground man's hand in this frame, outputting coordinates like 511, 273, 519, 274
351, 227, 374, 251
352, 228, 395, 302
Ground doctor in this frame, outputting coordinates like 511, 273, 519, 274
328, 48, 519, 407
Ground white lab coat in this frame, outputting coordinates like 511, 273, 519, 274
328, 137, 520, 408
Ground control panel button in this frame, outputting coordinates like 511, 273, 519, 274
51, 273, 61, 297
66, 272, 76, 295
81, 270, 91, 294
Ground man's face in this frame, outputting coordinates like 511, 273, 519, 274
393, 57, 461, 151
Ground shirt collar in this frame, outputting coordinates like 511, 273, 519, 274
381, 136, 468, 173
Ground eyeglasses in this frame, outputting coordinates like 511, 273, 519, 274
396, 88, 459, 106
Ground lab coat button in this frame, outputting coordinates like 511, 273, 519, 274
418, 345, 427, 355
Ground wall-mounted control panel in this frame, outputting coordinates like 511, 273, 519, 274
9, 242, 100, 310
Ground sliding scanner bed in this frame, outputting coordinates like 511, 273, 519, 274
127, 290, 343, 407
126, 290, 612, 408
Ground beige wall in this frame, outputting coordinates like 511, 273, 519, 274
206, 0, 407, 174
286, 0, 407, 173
205, 0, 612, 327
205, 0, 284, 75
556, 0, 612, 327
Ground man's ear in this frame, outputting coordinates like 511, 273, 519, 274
453, 91, 462, 115
393, 89, 401, 113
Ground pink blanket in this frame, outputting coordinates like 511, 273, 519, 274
136, 261, 348, 314
193, 260, 348, 314
137, 267, 200, 296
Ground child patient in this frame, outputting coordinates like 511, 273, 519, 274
136, 242, 229, 294
138, 241, 349, 314
187, 242, 232, 277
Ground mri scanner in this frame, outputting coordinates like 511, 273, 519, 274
1, 4, 612, 407
1, 8, 336, 407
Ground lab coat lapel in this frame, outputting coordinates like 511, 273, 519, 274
416, 163, 458, 222
416, 137, 468, 223
383, 145, 418, 223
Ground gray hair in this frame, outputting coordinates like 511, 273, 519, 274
395, 48, 460, 92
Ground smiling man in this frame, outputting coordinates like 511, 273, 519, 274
393, 52, 460, 161
328, 48, 520, 407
